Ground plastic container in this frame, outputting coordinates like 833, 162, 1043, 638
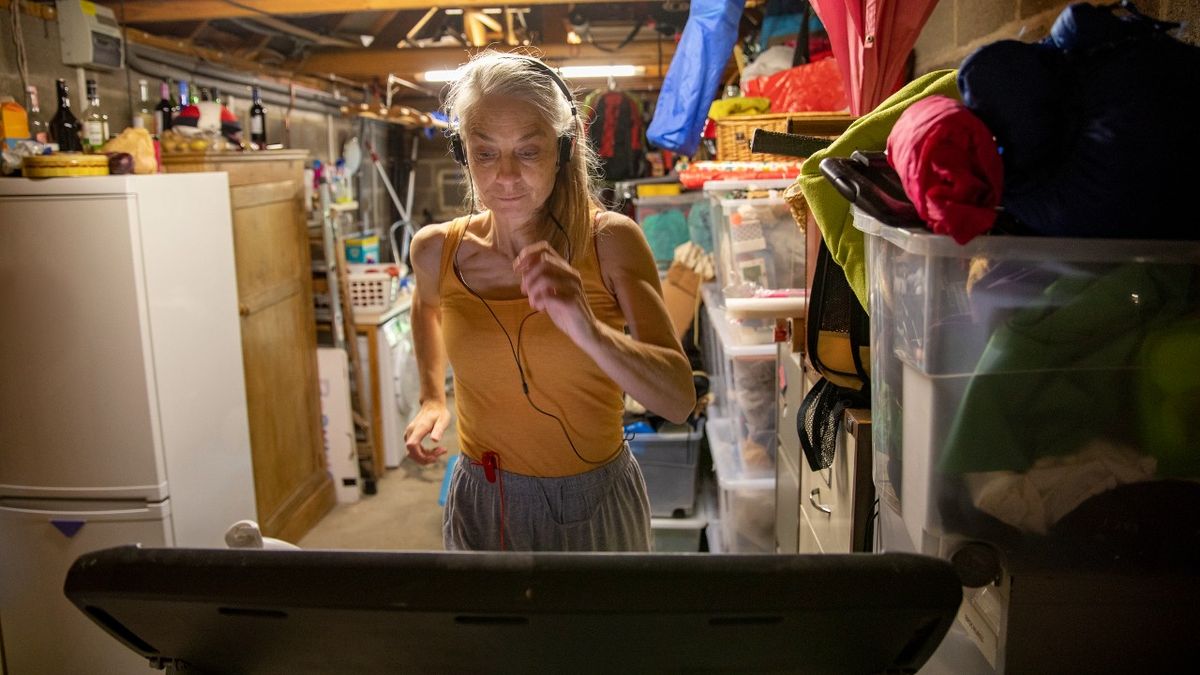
700, 284, 778, 472
702, 179, 793, 293
345, 235, 380, 264
633, 192, 705, 269
708, 417, 776, 553
856, 207, 1200, 564
629, 424, 704, 518
716, 196, 806, 314
650, 479, 713, 552
346, 263, 398, 313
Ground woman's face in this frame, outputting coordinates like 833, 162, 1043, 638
464, 95, 559, 224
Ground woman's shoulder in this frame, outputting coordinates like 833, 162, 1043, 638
593, 209, 651, 257
409, 218, 465, 282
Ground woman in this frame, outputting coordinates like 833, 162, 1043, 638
404, 51, 696, 552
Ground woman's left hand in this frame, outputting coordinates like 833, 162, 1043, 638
514, 241, 597, 345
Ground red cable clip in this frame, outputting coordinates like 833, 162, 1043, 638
481, 451, 499, 483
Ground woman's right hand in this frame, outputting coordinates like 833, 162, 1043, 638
404, 400, 451, 465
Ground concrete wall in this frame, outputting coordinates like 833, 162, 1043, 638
0, 8, 405, 245
913, 0, 1200, 75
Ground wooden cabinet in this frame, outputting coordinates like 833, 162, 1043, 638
164, 151, 334, 542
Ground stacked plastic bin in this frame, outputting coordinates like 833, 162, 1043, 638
704, 179, 806, 318
857, 206, 1200, 668
700, 283, 779, 553
632, 192, 706, 270
628, 424, 705, 519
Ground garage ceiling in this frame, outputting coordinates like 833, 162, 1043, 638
98, 1, 721, 98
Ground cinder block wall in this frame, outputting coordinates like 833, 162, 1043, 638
914, 0, 1200, 75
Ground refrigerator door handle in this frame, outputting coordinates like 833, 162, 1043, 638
0, 499, 170, 522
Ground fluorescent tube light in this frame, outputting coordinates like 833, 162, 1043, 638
422, 64, 641, 83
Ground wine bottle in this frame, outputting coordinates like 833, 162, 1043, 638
49, 79, 83, 152
155, 81, 173, 136
249, 85, 266, 149
25, 85, 48, 143
133, 79, 155, 131
81, 79, 109, 152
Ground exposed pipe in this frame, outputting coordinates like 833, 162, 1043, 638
126, 42, 349, 114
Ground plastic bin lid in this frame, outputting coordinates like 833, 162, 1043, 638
632, 193, 704, 206
719, 196, 788, 211
852, 206, 1200, 263
702, 286, 777, 358
702, 178, 795, 192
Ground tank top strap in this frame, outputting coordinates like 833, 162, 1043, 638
438, 215, 472, 284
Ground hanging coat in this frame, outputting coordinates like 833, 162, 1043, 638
647, 0, 746, 156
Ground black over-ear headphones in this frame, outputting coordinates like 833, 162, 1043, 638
447, 54, 578, 170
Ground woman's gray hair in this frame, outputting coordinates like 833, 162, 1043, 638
443, 50, 602, 262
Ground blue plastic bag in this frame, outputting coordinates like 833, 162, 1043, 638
647, 0, 746, 156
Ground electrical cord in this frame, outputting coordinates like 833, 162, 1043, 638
9, 0, 30, 96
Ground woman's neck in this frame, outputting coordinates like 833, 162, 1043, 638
489, 209, 558, 260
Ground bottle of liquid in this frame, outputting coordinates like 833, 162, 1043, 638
49, 78, 83, 152
177, 80, 190, 113
155, 80, 173, 136
199, 87, 212, 102
81, 79, 109, 152
133, 79, 155, 132
25, 86, 47, 143
249, 85, 266, 149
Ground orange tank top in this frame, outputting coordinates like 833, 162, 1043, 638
439, 213, 627, 477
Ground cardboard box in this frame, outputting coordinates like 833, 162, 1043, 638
662, 262, 702, 341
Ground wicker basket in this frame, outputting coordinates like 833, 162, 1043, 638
716, 113, 793, 162
715, 112, 855, 162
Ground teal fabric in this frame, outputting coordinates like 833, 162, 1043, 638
642, 209, 690, 264
798, 70, 961, 310
687, 200, 714, 253
939, 264, 1196, 474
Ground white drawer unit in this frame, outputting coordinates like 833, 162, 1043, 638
778, 351, 874, 554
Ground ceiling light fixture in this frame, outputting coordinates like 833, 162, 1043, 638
422, 64, 642, 83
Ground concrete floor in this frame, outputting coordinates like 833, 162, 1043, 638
299, 422, 459, 551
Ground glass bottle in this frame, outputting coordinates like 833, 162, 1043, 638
177, 80, 190, 112
49, 78, 83, 152
25, 85, 48, 144
155, 81, 173, 136
133, 79, 155, 131
81, 79, 109, 152
249, 85, 266, 149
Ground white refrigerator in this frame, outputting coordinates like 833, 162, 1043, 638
0, 174, 258, 674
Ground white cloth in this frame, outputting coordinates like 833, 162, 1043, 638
964, 440, 1156, 535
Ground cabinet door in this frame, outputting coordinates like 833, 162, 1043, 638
230, 174, 332, 541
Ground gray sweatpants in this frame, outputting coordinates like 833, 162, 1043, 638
442, 446, 653, 552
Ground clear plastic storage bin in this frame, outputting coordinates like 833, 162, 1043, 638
857, 207, 1200, 564
629, 424, 704, 518
714, 194, 806, 316
708, 417, 776, 553
632, 192, 705, 269
700, 285, 778, 473
650, 479, 713, 552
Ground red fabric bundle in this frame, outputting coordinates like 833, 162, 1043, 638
886, 95, 1003, 244
743, 58, 848, 113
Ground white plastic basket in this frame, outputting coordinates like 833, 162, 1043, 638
346, 264, 398, 313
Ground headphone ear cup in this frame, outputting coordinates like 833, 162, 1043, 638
450, 134, 467, 166
557, 136, 573, 170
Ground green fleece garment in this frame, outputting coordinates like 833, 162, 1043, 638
939, 264, 1196, 474
799, 70, 961, 310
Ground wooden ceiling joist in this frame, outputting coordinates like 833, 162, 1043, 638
109, 0, 656, 24
301, 41, 677, 79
